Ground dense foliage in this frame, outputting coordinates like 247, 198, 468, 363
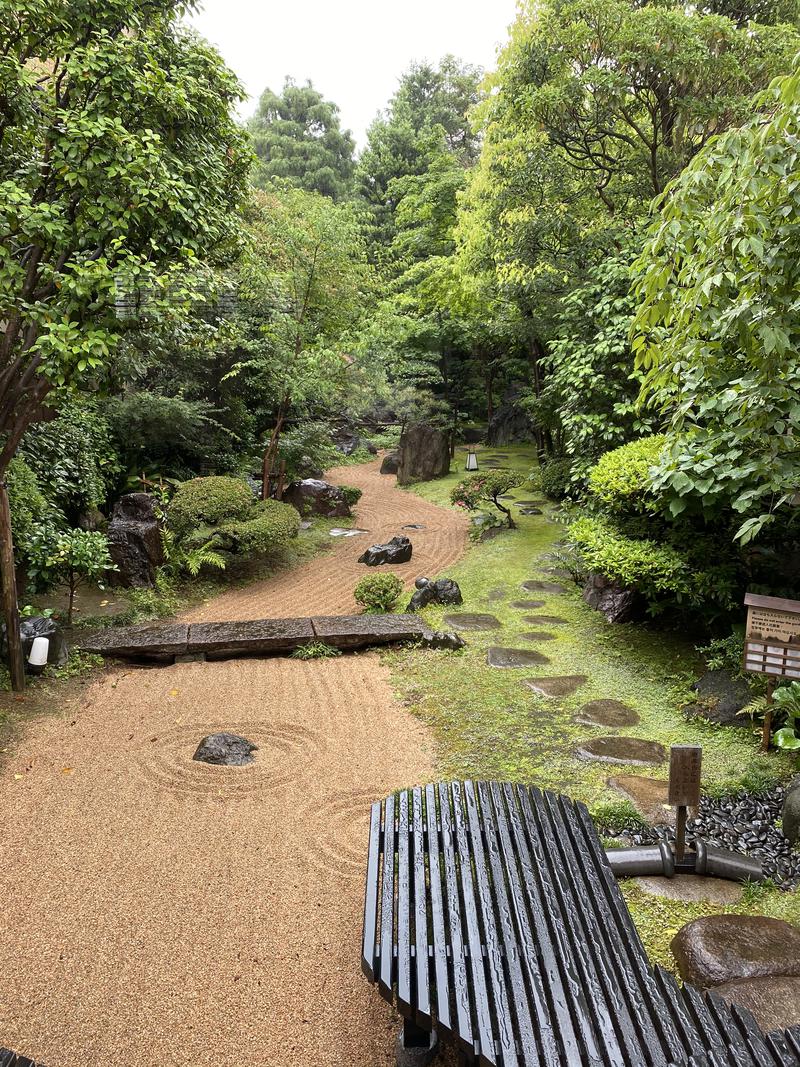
353, 573, 403, 614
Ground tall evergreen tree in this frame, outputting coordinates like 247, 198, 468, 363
249, 79, 355, 200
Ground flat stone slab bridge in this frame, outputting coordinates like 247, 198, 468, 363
78, 614, 433, 664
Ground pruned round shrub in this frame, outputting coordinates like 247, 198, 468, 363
217, 499, 300, 555
354, 573, 403, 614
168, 476, 254, 540
539, 458, 574, 500
588, 435, 667, 515
339, 484, 363, 508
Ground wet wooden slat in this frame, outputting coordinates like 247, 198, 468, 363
425, 782, 451, 1035
439, 781, 474, 1051
412, 786, 432, 1026
361, 800, 382, 980
378, 793, 396, 997
397, 790, 412, 1013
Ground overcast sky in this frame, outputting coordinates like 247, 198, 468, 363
186, 0, 520, 149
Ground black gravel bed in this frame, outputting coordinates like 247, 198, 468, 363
603, 786, 800, 890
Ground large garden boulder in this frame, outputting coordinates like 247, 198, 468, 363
487, 386, 535, 446
380, 451, 400, 475
397, 423, 450, 485
684, 669, 753, 728
358, 536, 412, 566
582, 572, 640, 624
107, 492, 164, 588
282, 479, 351, 518
671, 915, 800, 989
783, 776, 800, 845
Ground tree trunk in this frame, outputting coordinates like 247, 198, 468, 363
261, 404, 288, 501
0, 481, 25, 691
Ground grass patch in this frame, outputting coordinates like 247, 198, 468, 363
389, 442, 799, 962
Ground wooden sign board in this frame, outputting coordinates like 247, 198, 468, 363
743, 592, 800, 679
668, 744, 702, 808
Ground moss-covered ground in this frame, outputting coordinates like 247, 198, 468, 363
387, 443, 799, 965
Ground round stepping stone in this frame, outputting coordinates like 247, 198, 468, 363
519, 632, 557, 642
636, 876, 742, 905
518, 508, 543, 516
443, 613, 502, 631
516, 500, 546, 507
524, 675, 587, 697
715, 976, 800, 1033
522, 580, 567, 594
486, 588, 506, 601
522, 615, 568, 625
330, 527, 368, 537
575, 699, 639, 728
672, 915, 800, 989
608, 775, 672, 824
576, 736, 666, 766
511, 600, 546, 610
487, 646, 551, 668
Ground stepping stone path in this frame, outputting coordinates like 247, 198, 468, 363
576, 736, 666, 766
523, 675, 587, 697
518, 508, 543, 516
575, 699, 640, 728
443, 613, 502, 631
487, 647, 551, 668
522, 615, 568, 625
520, 632, 557, 642
511, 600, 546, 610
329, 528, 368, 537
522, 580, 567, 594
608, 775, 672, 824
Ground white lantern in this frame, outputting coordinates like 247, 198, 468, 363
465, 450, 479, 471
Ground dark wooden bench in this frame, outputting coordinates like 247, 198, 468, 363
0, 1051, 43, 1067
362, 780, 800, 1066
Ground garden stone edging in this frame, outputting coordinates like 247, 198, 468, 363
77, 614, 436, 662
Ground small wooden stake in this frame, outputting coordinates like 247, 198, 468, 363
0, 481, 25, 692
761, 677, 775, 752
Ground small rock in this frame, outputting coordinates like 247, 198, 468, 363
635, 876, 742, 905
358, 536, 412, 566
283, 479, 351, 518
685, 669, 754, 728
522, 615, 569, 625
330, 527, 368, 537
522, 580, 567, 594
671, 915, 800, 989
511, 600, 546, 610
519, 632, 557, 642
608, 775, 672, 824
193, 732, 258, 767
419, 631, 466, 651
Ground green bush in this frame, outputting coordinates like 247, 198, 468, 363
6, 458, 60, 549
540, 458, 574, 500
168, 476, 254, 540
215, 498, 301, 555
451, 470, 524, 528
588, 435, 667, 515
339, 484, 363, 508
354, 573, 403, 614
277, 421, 343, 479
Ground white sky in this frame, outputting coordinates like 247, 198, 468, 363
185, 0, 520, 149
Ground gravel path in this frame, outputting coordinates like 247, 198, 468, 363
0, 458, 469, 1066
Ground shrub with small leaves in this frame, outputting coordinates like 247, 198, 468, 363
451, 470, 524, 528
354, 573, 403, 614
588, 435, 667, 516
539, 458, 575, 501
168, 476, 254, 540
339, 484, 363, 509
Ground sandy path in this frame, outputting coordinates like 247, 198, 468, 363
186, 457, 468, 621
0, 459, 469, 1067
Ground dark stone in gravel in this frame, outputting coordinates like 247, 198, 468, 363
380, 451, 399, 475
442, 613, 502, 631
487, 646, 550, 668
671, 915, 800, 989
522, 580, 567, 594
193, 732, 257, 767
407, 577, 462, 612
519, 632, 557, 642
524, 675, 588, 697
609, 784, 800, 890
358, 535, 412, 565
402, 523, 425, 530
577, 736, 666, 766
575, 699, 640, 728
511, 600, 546, 610
685, 669, 753, 727
522, 615, 569, 625
714, 976, 800, 1032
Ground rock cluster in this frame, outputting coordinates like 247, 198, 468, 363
407, 577, 463, 612
358, 535, 412, 566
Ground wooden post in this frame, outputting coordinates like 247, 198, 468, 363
0, 481, 25, 692
668, 744, 702, 863
761, 677, 775, 752
276, 460, 286, 502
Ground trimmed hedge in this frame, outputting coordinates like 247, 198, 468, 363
339, 485, 363, 508
218, 499, 300, 555
354, 573, 403, 614
540, 458, 574, 500
588, 435, 667, 515
168, 476, 254, 540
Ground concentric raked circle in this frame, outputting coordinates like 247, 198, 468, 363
136, 720, 324, 798
299, 788, 383, 880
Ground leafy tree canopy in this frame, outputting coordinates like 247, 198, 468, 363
249, 78, 355, 200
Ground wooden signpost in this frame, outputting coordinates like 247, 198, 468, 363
743, 592, 800, 750
668, 744, 702, 862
